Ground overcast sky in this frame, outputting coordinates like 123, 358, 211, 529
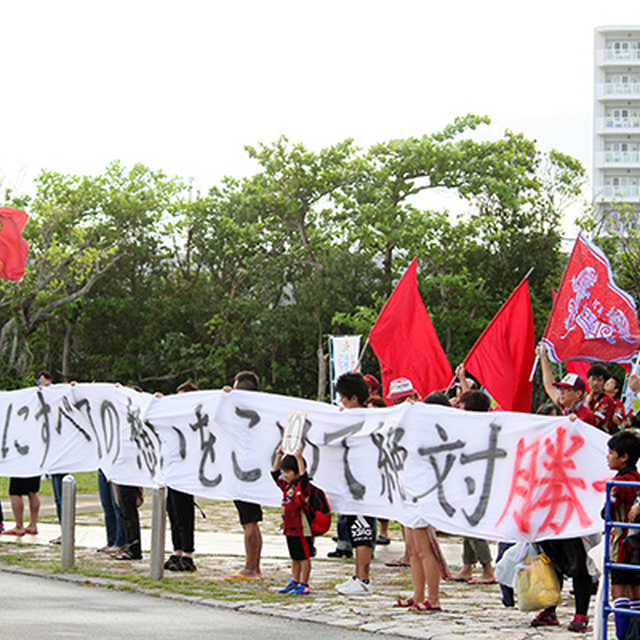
2, 1, 640, 227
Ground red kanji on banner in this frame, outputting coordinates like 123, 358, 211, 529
542, 233, 640, 364
496, 427, 593, 535
0, 207, 30, 282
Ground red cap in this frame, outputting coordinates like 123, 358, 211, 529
363, 374, 380, 394
553, 373, 586, 393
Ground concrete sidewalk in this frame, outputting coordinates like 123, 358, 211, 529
0, 494, 610, 640
0, 519, 336, 559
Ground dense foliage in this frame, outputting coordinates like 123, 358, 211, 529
0, 116, 590, 399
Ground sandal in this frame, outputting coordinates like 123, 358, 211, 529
3, 528, 26, 537
24, 527, 38, 535
410, 600, 442, 612
393, 597, 415, 608
385, 559, 410, 567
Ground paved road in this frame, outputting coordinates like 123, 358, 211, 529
0, 570, 400, 640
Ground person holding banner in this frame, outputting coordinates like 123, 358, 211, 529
394, 390, 450, 612
272, 445, 314, 595
224, 370, 264, 582
164, 381, 199, 572
530, 370, 596, 632
449, 390, 496, 585
333, 372, 377, 596
4, 371, 51, 538
384, 377, 422, 570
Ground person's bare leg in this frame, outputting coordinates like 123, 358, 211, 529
26, 492, 40, 531
299, 558, 311, 585
240, 521, 262, 578
451, 537, 474, 581
10, 495, 26, 532
355, 545, 372, 582
479, 561, 496, 581
292, 559, 301, 583
414, 527, 441, 608
388, 525, 411, 565
406, 528, 426, 603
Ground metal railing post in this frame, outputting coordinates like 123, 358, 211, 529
61, 474, 76, 569
149, 486, 166, 581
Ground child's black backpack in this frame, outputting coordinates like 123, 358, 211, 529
302, 483, 332, 536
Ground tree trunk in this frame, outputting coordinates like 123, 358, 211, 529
61, 320, 72, 382
316, 327, 326, 402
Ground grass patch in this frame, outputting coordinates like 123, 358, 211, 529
0, 472, 99, 498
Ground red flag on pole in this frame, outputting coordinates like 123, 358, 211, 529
463, 278, 535, 413
0, 207, 29, 282
551, 287, 592, 382
369, 258, 452, 403
542, 233, 640, 365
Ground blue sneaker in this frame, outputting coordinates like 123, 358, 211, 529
290, 582, 311, 595
278, 579, 299, 594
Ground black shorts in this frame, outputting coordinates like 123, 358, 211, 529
612, 536, 640, 585
286, 535, 316, 561
233, 500, 263, 525
9, 476, 41, 496
345, 515, 375, 547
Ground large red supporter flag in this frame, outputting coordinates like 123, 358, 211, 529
463, 278, 535, 413
369, 258, 452, 402
542, 233, 640, 365
0, 207, 30, 282
551, 287, 591, 382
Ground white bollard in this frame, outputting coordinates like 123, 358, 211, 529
61, 474, 76, 568
149, 487, 166, 581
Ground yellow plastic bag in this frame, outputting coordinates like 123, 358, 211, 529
516, 553, 562, 612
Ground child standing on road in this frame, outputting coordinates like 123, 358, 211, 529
272, 446, 314, 595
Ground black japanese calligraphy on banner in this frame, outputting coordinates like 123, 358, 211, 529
0, 384, 612, 542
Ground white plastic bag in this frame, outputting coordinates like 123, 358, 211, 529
495, 541, 530, 589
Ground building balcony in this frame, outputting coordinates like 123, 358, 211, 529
597, 82, 640, 98
596, 116, 640, 132
594, 185, 640, 202
596, 151, 640, 165
598, 49, 640, 64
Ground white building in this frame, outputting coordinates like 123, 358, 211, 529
593, 26, 640, 232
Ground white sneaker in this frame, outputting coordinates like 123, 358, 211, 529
335, 576, 373, 595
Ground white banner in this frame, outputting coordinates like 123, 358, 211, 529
329, 335, 361, 405
0, 383, 612, 542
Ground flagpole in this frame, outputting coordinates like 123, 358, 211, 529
444, 375, 457, 393
356, 338, 370, 370
529, 354, 539, 382
521, 267, 537, 381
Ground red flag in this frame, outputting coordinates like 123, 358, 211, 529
551, 287, 592, 382
463, 278, 535, 413
369, 258, 452, 402
0, 207, 29, 282
542, 233, 640, 365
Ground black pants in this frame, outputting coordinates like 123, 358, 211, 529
167, 488, 195, 554
116, 485, 142, 559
